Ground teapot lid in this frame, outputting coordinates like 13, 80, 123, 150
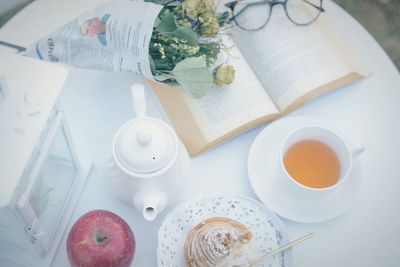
113, 118, 178, 174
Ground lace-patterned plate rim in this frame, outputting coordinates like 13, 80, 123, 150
157, 195, 292, 267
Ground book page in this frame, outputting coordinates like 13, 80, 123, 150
181, 43, 279, 141
232, 6, 366, 112
149, 40, 279, 154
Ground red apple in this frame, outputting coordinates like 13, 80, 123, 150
66, 210, 135, 267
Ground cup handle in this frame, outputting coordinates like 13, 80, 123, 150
351, 147, 365, 158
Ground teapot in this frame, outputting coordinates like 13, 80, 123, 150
107, 84, 188, 221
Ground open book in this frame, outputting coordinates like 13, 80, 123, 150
149, 8, 367, 156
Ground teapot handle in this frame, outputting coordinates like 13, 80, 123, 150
131, 83, 146, 118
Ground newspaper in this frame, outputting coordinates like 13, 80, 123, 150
25, 0, 163, 80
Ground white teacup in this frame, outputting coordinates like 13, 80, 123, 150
279, 126, 364, 196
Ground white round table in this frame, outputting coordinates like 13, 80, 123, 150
1, 0, 400, 266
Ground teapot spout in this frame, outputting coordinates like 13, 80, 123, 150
134, 191, 167, 222
143, 206, 158, 221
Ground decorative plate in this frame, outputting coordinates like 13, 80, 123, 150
157, 195, 292, 267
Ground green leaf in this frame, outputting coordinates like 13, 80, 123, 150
172, 57, 213, 98
154, 16, 162, 28
156, 12, 177, 33
164, 1, 180, 7
217, 11, 230, 27
153, 58, 174, 71
172, 27, 199, 46
154, 73, 174, 82
149, 56, 156, 74
162, 79, 179, 86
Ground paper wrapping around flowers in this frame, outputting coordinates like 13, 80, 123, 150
24, 0, 162, 80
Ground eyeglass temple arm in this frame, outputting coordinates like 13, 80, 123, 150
303, 0, 325, 12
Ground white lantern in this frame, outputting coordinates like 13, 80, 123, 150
0, 52, 90, 267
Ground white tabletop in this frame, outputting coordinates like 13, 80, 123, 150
1, 0, 400, 266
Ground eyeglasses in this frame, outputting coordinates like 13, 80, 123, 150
225, 0, 325, 31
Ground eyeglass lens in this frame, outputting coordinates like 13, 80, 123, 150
285, 0, 322, 25
232, 0, 322, 31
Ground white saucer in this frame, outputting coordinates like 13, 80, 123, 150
248, 116, 362, 223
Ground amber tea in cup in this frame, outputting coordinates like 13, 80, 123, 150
280, 126, 354, 191
283, 140, 340, 188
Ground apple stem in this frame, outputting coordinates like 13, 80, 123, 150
94, 230, 109, 245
